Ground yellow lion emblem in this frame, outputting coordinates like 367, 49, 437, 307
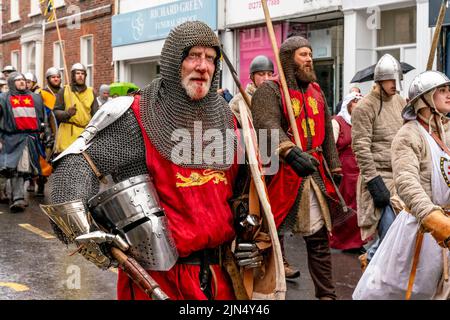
308, 97, 319, 115
176, 169, 228, 187
291, 98, 301, 118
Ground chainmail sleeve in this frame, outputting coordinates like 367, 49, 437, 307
252, 81, 291, 155
50, 108, 148, 205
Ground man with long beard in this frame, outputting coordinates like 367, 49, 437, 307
251, 36, 342, 300
46, 21, 268, 300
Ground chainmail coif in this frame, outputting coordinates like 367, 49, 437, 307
279, 36, 312, 91
140, 21, 236, 170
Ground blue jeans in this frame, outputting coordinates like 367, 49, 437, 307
366, 204, 396, 262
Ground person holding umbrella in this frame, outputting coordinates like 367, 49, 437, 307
351, 54, 407, 271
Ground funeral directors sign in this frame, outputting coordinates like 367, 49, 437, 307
112, 0, 218, 47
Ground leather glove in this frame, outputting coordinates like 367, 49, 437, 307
234, 242, 263, 269
367, 175, 391, 208
422, 210, 450, 248
284, 146, 319, 177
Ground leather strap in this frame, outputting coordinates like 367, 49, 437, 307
405, 232, 424, 300
417, 118, 450, 156
81, 151, 108, 184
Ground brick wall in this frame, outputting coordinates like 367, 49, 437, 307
0, 1, 114, 93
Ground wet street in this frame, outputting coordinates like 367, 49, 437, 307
0, 182, 362, 300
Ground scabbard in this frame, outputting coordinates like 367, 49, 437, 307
110, 247, 169, 300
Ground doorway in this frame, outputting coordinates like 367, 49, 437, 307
314, 59, 335, 114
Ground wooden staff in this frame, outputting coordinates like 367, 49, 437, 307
50, 3, 74, 111
40, 19, 46, 88
221, 49, 252, 108
261, 0, 303, 150
427, 0, 448, 70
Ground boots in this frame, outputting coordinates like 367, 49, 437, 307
284, 256, 301, 279
10, 199, 26, 213
27, 179, 35, 192
36, 176, 46, 197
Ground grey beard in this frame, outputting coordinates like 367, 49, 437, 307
295, 66, 317, 83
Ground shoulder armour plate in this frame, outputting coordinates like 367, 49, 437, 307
53, 96, 134, 162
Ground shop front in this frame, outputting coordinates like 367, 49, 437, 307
225, 0, 343, 113
112, 0, 218, 89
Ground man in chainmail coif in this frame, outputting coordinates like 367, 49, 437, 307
48, 21, 267, 300
251, 36, 344, 300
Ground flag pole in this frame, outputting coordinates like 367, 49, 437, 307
51, 5, 70, 89
49, 2, 74, 111
40, 19, 46, 88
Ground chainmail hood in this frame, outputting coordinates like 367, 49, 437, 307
140, 21, 235, 170
280, 36, 312, 90
7, 72, 27, 95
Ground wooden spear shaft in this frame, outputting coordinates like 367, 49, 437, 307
261, 0, 303, 150
427, 0, 448, 70
51, 5, 74, 110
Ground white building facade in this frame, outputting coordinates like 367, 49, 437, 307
342, 0, 433, 97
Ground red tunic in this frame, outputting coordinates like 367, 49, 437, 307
117, 96, 238, 300
268, 82, 339, 229
329, 116, 365, 249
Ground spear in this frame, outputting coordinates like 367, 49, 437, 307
261, 0, 303, 150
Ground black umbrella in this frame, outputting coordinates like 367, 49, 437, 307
350, 62, 415, 83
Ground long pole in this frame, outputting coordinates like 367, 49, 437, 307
261, 0, 302, 150
40, 19, 46, 88
50, 4, 74, 111
427, 0, 448, 70
221, 49, 252, 108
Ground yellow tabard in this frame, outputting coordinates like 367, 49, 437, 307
55, 85, 94, 152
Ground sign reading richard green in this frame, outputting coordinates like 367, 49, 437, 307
112, 0, 218, 47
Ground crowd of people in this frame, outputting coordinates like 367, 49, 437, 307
3, 20, 450, 300
0, 62, 113, 211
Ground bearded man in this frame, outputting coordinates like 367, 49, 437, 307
54, 63, 98, 153
47, 21, 269, 300
251, 36, 342, 300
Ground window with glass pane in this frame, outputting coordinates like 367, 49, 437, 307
54, 42, 65, 84
81, 36, 93, 87
377, 49, 400, 62
11, 51, 20, 71
377, 7, 416, 47
30, 0, 40, 15
10, 0, 19, 21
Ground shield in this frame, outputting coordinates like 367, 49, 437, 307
237, 99, 286, 300
351, 62, 415, 83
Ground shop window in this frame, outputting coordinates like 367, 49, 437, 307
377, 7, 416, 47
81, 36, 94, 87
377, 49, 400, 62
53, 41, 65, 84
